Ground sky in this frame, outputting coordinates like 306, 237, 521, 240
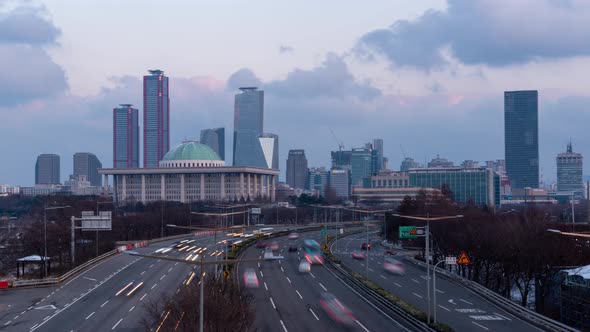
1, 0, 590, 186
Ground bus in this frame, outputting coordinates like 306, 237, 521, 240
303, 239, 324, 265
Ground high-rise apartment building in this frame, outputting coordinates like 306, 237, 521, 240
308, 167, 328, 196
143, 70, 170, 168
113, 104, 140, 168
557, 143, 583, 198
505, 90, 539, 190
233, 87, 266, 167
35, 154, 60, 184
286, 150, 308, 189
200, 127, 225, 161
351, 147, 372, 187
258, 133, 279, 169
73, 152, 102, 186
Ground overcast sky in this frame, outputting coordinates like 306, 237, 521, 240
1, 0, 589, 186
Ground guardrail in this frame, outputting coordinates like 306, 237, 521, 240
408, 258, 579, 332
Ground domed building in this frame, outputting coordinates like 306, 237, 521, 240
99, 141, 279, 203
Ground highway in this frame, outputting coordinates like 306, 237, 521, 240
333, 231, 543, 332
238, 228, 414, 332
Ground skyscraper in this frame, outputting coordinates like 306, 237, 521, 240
233, 87, 266, 167
308, 167, 328, 196
143, 69, 170, 168
331, 150, 352, 171
557, 143, 583, 198
73, 152, 102, 186
200, 127, 225, 161
351, 147, 372, 187
329, 169, 350, 199
113, 104, 140, 168
400, 157, 420, 172
258, 133, 279, 169
372, 138, 384, 171
286, 150, 308, 189
504, 90, 539, 190
35, 154, 60, 184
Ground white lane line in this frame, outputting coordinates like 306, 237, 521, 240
438, 305, 451, 312
412, 292, 423, 299
150, 264, 154, 268
295, 290, 303, 300
360, 263, 364, 266
176, 288, 180, 294
175, 262, 178, 266
380, 274, 387, 279
264, 282, 268, 291
13, 315, 19, 320
460, 299, 473, 305
140, 293, 148, 301
355, 320, 370, 332
436, 289, 445, 294
369, 268, 375, 272
4, 321, 12, 326
112, 318, 123, 330
140, 271, 146, 275
412, 278, 420, 283
160, 274, 166, 280
319, 283, 328, 291
270, 297, 276, 310
258, 263, 261, 268
493, 312, 512, 321
129, 306, 135, 312
168, 267, 173, 272
43, 316, 50, 321
286, 277, 291, 284
472, 321, 489, 330
20, 311, 26, 315
30, 323, 39, 330
151, 283, 157, 290
394, 282, 402, 287
86, 312, 95, 319
101, 300, 109, 308
420, 275, 429, 280
280, 266, 284, 272
309, 308, 319, 320
260, 271, 264, 278
309, 272, 316, 279
279, 319, 288, 332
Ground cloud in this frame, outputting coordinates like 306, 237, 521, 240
226, 68, 262, 91
278, 44, 294, 54
356, 0, 590, 69
0, 6, 61, 45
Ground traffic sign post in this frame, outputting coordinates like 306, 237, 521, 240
399, 226, 418, 239
445, 256, 457, 265
457, 251, 471, 265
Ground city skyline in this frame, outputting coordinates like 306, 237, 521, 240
3, 1, 590, 185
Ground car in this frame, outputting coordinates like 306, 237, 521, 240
288, 244, 298, 252
383, 258, 406, 275
385, 248, 396, 256
298, 260, 311, 273
243, 268, 259, 288
264, 250, 275, 260
351, 251, 365, 260
361, 242, 372, 250
255, 241, 267, 248
319, 292, 355, 326
269, 242, 280, 251
288, 232, 299, 239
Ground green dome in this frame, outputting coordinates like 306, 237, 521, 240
163, 142, 221, 161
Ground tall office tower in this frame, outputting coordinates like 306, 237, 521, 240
400, 157, 420, 172
143, 69, 170, 168
557, 143, 583, 198
351, 147, 372, 187
308, 167, 328, 196
286, 150, 308, 189
200, 127, 225, 161
331, 150, 352, 170
258, 133, 279, 169
372, 138, 384, 171
73, 153, 102, 186
329, 169, 350, 199
505, 90, 539, 190
233, 87, 266, 167
113, 104, 140, 168
35, 154, 60, 184
427, 155, 454, 168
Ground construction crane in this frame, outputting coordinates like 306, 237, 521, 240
330, 129, 345, 168
400, 144, 407, 159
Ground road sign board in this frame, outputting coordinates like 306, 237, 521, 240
457, 251, 471, 265
224, 270, 230, 279
321, 228, 326, 237
81, 211, 112, 231
399, 226, 417, 239
250, 208, 261, 214
445, 256, 457, 265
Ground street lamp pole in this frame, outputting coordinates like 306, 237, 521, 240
433, 259, 445, 324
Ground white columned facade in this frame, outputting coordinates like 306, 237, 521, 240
104, 174, 109, 194
180, 174, 186, 203
240, 173, 245, 200
266, 175, 270, 199
247, 174, 251, 199
160, 175, 165, 200
271, 175, 276, 202
141, 175, 146, 203
121, 175, 127, 201
253, 174, 258, 198
200, 174, 205, 200
220, 174, 226, 200
260, 175, 265, 198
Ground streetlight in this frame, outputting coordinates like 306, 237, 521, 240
393, 213, 464, 324
96, 201, 114, 257
43, 205, 70, 278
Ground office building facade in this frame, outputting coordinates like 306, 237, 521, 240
428, 155, 454, 168
372, 139, 384, 172
113, 104, 140, 168
329, 169, 350, 200
35, 154, 60, 185
73, 152, 102, 186
233, 87, 266, 168
308, 167, 328, 197
351, 148, 372, 187
557, 143, 583, 198
143, 70, 170, 168
200, 127, 225, 161
400, 158, 421, 172
258, 133, 279, 169
370, 170, 409, 188
331, 150, 352, 171
286, 150, 308, 189
505, 90, 539, 190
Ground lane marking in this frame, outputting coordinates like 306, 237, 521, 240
380, 275, 387, 279
150, 264, 154, 268
160, 274, 166, 280
438, 305, 451, 312
369, 268, 374, 272
4, 321, 12, 326
309, 272, 316, 279
140, 293, 148, 301
129, 306, 135, 312
270, 297, 276, 310
30, 324, 39, 330
460, 299, 473, 305
286, 277, 291, 284
101, 301, 109, 308
436, 289, 445, 294
394, 282, 402, 287
264, 282, 268, 291
493, 312, 512, 321
355, 320, 370, 332
319, 283, 327, 291
412, 278, 420, 283
412, 292, 423, 299
168, 268, 173, 272
112, 318, 123, 330
151, 283, 157, 290
295, 290, 303, 300
309, 308, 319, 320
260, 271, 264, 278
86, 312, 95, 319
280, 266, 284, 272
279, 319, 288, 332
472, 321, 489, 330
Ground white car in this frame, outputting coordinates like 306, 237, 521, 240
384, 258, 406, 275
298, 260, 311, 273
243, 268, 259, 288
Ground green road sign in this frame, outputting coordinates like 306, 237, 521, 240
399, 226, 417, 239
321, 227, 326, 237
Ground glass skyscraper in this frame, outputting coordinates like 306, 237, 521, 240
73, 152, 102, 186
504, 90, 539, 190
200, 127, 225, 161
113, 104, 139, 168
351, 147, 372, 187
233, 87, 266, 167
143, 70, 170, 168
557, 143, 583, 198
35, 154, 60, 184
286, 149, 308, 189
258, 133, 279, 169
